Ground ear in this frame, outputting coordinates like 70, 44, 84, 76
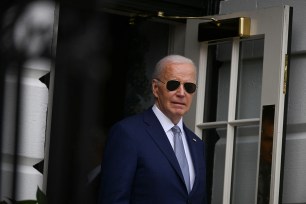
152, 79, 159, 98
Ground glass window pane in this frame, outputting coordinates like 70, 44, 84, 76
236, 38, 264, 119
204, 42, 232, 122
231, 125, 260, 204
203, 127, 227, 204
257, 105, 275, 204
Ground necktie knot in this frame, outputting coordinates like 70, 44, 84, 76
172, 125, 181, 134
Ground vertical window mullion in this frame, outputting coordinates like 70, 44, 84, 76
223, 37, 240, 204
195, 42, 209, 137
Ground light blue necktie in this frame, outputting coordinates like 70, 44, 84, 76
172, 125, 190, 193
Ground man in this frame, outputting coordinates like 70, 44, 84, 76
98, 54, 207, 204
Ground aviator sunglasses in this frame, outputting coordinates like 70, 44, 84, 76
155, 79, 197, 94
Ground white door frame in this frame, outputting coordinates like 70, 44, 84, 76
184, 5, 291, 204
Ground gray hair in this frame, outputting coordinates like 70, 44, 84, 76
152, 54, 196, 80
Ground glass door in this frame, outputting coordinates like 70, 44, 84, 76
184, 5, 292, 204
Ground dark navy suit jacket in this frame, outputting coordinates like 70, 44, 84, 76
98, 107, 207, 204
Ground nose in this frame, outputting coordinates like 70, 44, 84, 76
176, 84, 185, 95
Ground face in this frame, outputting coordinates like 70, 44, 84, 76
152, 62, 196, 124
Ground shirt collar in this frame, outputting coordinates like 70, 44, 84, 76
152, 104, 183, 132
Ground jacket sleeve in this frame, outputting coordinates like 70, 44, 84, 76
98, 123, 137, 204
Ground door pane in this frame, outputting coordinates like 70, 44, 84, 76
204, 42, 232, 123
236, 38, 264, 119
203, 127, 226, 204
231, 125, 260, 204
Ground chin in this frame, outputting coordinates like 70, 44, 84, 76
174, 110, 185, 117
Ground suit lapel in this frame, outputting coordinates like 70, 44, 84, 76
184, 126, 202, 194
143, 109, 185, 184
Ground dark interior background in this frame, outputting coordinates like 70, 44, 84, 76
47, 4, 170, 203
0, 0, 220, 203
48, 1, 220, 203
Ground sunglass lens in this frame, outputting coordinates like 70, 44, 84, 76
184, 83, 197, 93
166, 80, 196, 93
166, 80, 180, 91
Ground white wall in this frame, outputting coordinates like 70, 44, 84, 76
219, 0, 306, 203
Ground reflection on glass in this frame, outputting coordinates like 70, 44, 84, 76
231, 125, 259, 204
236, 38, 264, 119
203, 128, 226, 204
204, 42, 232, 123
257, 105, 275, 204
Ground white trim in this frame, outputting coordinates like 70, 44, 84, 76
195, 43, 209, 137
